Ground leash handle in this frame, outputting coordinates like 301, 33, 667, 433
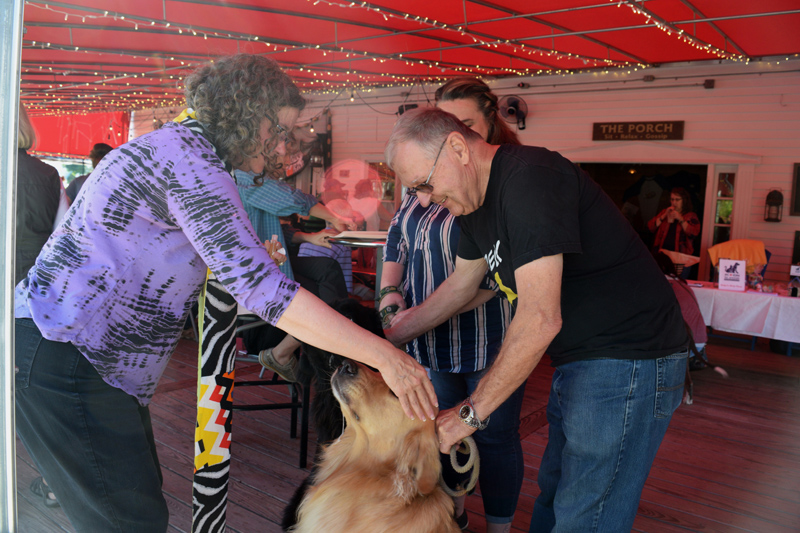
439, 436, 480, 498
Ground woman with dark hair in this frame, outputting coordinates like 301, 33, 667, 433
380, 77, 522, 532
14, 54, 435, 532
647, 187, 701, 255
434, 77, 520, 145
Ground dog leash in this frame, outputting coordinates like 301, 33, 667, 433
439, 436, 480, 498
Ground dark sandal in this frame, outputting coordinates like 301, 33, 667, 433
30, 477, 59, 508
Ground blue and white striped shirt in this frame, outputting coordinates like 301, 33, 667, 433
384, 193, 511, 373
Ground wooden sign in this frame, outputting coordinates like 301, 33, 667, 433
592, 121, 684, 141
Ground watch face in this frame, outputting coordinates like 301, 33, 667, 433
459, 404, 471, 419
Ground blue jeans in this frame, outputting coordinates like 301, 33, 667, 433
430, 369, 526, 524
530, 351, 687, 533
15, 319, 169, 532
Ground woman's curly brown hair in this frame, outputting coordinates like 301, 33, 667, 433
184, 54, 305, 174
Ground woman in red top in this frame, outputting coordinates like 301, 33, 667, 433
647, 187, 700, 255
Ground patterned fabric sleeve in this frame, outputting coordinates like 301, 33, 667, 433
167, 151, 298, 323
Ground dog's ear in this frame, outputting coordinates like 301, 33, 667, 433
393, 429, 441, 502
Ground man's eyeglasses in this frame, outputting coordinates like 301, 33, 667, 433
407, 138, 446, 195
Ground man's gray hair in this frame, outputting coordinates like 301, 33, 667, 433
384, 107, 482, 170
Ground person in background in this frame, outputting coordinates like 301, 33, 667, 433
647, 187, 700, 279
647, 187, 700, 256
15, 102, 61, 286
383, 107, 688, 533
379, 77, 521, 532
65, 142, 113, 202
236, 169, 356, 381
434, 77, 521, 144
15, 102, 62, 509
14, 54, 436, 532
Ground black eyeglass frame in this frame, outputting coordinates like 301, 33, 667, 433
407, 137, 447, 195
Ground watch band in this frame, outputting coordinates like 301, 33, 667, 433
458, 396, 490, 430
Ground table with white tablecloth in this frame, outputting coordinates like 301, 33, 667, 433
689, 281, 800, 346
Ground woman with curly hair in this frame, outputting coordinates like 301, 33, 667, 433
14, 54, 436, 532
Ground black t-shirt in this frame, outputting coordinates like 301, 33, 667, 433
458, 144, 687, 365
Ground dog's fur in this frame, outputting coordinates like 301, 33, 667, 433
281, 298, 385, 531
290, 360, 459, 533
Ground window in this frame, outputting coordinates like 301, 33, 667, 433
713, 172, 735, 245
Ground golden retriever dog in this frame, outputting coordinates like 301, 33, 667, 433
291, 359, 459, 533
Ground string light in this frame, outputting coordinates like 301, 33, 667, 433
20, 0, 797, 115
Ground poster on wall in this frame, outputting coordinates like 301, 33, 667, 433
718, 258, 746, 291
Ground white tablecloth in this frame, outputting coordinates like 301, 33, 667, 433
689, 282, 800, 343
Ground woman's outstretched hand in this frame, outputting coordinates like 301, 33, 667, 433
378, 350, 438, 421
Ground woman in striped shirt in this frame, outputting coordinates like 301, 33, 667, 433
380, 78, 524, 533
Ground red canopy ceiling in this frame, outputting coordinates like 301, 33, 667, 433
19, 0, 800, 118
28, 111, 129, 158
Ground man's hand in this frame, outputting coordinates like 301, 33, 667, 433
436, 406, 476, 454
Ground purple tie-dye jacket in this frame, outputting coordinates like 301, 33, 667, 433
15, 121, 298, 405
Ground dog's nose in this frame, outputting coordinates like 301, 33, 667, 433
340, 359, 358, 376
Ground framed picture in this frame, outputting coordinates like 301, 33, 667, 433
792, 163, 800, 216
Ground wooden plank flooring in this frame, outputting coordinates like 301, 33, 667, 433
16, 335, 800, 532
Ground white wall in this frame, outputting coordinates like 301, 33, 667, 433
304, 58, 800, 282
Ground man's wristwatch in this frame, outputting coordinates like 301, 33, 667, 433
458, 396, 489, 430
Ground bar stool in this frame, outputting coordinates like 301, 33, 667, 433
234, 317, 309, 469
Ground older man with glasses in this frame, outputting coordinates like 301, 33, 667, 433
383, 107, 689, 533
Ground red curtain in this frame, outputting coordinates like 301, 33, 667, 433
28, 111, 130, 158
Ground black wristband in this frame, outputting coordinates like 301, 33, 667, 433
378, 286, 401, 301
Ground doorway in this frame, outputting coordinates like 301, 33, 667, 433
580, 163, 707, 276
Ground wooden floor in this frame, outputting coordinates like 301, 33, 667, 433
16, 335, 800, 532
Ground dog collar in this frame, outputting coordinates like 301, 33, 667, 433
458, 396, 489, 430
